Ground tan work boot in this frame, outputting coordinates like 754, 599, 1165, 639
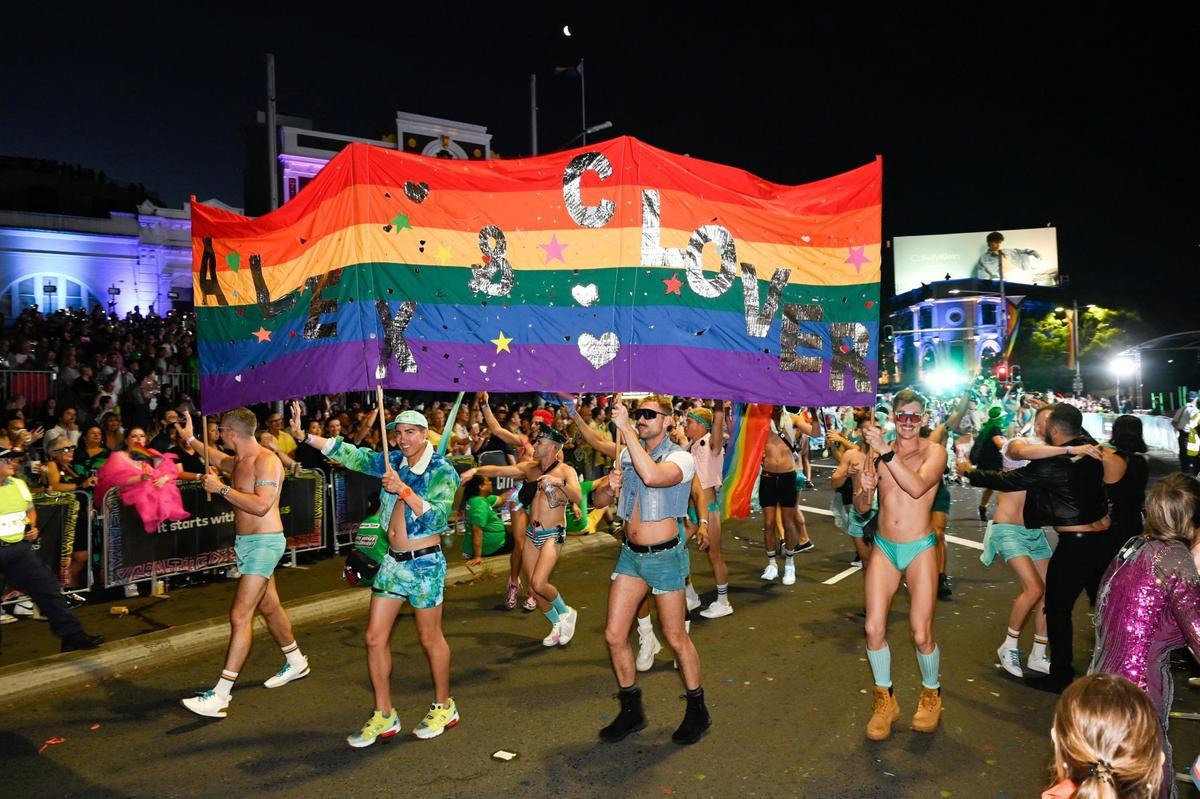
866, 686, 900, 741
911, 687, 942, 733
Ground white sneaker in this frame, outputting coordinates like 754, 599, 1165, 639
263, 658, 310, 688
1027, 653, 1051, 675
699, 600, 733, 619
997, 645, 1023, 678
181, 689, 229, 718
12, 599, 36, 617
542, 621, 562, 647
685, 587, 702, 612
761, 562, 779, 581
0, 610, 17, 625
635, 627, 662, 671
557, 607, 579, 645
782, 562, 797, 586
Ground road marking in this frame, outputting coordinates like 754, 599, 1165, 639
823, 566, 862, 585
811, 464, 837, 470
796, 505, 834, 517
946, 534, 985, 551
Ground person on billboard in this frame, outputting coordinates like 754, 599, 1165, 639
175, 410, 310, 719
973, 231, 1053, 284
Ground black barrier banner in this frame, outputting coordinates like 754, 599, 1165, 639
332, 468, 382, 539
103, 470, 324, 587
31, 491, 78, 585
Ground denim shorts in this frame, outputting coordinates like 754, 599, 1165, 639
234, 533, 286, 578
372, 548, 446, 609
611, 539, 690, 595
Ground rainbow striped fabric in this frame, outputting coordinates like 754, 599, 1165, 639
191, 138, 881, 413
719, 403, 775, 519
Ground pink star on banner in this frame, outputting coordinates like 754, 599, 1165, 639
538, 233, 568, 264
253, 327, 272, 343
663, 273, 684, 295
844, 246, 871, 273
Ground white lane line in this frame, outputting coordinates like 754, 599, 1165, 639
823, 566, 863, 585
796, 505, 835, 517
945, 534, 985, 551
811, 464, 837, 470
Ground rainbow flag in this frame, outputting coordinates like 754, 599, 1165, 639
1003, 298, 1023, 360
191, 137, 881, 414
719, 403, 774, 519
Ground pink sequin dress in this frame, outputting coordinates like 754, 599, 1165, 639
1090, 535, 1200, 798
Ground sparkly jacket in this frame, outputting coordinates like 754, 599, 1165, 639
1090, 536, 1200, 714
322, 438, 459, 542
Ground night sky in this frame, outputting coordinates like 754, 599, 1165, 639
2, 7, 1196, 332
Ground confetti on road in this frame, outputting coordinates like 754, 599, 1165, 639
38, 736, 65, 754
89, 724, 101, 731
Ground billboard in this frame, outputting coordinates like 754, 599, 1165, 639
893, 228, 1059, 295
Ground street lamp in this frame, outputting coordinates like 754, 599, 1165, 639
1110, 356, 1136, 410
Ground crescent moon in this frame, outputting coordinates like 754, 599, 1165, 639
563, 25, 572, 36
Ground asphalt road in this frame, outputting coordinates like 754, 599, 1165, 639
5, 465, 1200, 799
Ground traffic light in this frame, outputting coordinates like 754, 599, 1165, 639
995, 361, 1009, 380
882, 324, 895, 342
1010, 364, 1022, 382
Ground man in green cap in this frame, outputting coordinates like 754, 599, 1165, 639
291, 402, 460, 745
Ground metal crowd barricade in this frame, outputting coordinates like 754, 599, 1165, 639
330, 467, 382, 553
14, 489, 92, 606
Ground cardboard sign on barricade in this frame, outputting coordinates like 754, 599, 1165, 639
31, 490, 80, 585
102, 470, 324, 587
332, 468, 383, 544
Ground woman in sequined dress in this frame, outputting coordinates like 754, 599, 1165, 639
1089, 474, 1200, 798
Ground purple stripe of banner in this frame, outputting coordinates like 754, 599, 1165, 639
200, 340, 876, 413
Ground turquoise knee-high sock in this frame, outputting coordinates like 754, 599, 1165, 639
866, 644, 892, 689
916, 645, 941, 690
543, 608, 560, 624
550, 594, 569, 616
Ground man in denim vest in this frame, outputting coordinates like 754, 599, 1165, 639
592, 393, 710, 745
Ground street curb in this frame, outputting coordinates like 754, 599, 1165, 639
0, 532, 618, 706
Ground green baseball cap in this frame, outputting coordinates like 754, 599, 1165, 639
386, 410, 429, 430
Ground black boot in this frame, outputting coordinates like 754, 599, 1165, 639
61, 632, 104, 652
599, 685, 646, 742
671, 687, 711, 745
937, 573, 953, 601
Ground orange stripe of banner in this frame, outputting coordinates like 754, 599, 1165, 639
194, 183, 879, 267
192, 223, 881, 302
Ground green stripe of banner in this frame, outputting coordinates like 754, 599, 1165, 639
196, 262, 877, 340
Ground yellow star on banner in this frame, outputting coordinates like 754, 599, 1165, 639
436, 244, 452, 265
253, 326, 272, 343
491, 331, 513, 353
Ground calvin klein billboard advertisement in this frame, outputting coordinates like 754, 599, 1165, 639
894, 228, 1059, 295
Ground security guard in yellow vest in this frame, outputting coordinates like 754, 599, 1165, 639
0, 447, 103, 652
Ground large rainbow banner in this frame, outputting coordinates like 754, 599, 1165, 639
192, 138, 881, 414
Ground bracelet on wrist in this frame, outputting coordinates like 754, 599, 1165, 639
397, 486, 413, 501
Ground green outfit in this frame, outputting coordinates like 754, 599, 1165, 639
565, 479, 594, 534
462, 495, 508, 558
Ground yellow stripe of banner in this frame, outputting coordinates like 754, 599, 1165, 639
194, 224, 881, 305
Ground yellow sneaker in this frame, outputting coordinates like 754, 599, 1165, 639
413, 699, 459, 739
866, 686, 900, 741
346, 709, 400, 748
911, 687, 942, 733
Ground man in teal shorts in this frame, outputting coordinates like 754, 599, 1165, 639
294, 404, 460, 745
856, 389, 947, 741
178, 409, 309, 719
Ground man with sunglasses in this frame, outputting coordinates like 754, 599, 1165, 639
592, 394, 710, 745
855, 389, 946, 741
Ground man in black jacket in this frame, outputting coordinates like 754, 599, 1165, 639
957, 403, 1110, 693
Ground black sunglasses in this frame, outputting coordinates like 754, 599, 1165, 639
632, 408, 667, 421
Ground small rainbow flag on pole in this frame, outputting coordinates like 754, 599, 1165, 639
719, 403, 774, 519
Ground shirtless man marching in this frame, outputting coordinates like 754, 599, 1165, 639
178, 409, 308, 718
460, 425, 582, 646
759, 406, 813, 585
855, 388, 945, 740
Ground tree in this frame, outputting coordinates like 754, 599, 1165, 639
1010, 305, 1145, 392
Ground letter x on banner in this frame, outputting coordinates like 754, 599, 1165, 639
191, 137, 881, 414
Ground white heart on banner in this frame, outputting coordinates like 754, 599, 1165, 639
578, 332, 620, 369
571, 283, 600, 307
